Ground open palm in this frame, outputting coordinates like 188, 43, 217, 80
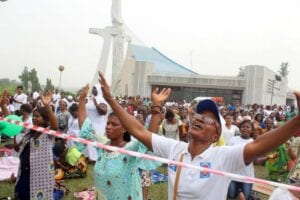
41, 91, 52, 107
151, 88, 171, 105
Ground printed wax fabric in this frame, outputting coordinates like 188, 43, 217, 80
80, 118, 161, 200
16, 132, 55, 200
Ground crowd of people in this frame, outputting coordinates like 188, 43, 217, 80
0, 74, 300, 200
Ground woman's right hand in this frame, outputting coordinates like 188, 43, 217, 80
41, 91, 53, 107
98, 71, 113, 102
79, 84, 89, 101
253, 120, 260, 129
295, 91, 300, 118
78, 84, 89, 129
0, 90, 8, 106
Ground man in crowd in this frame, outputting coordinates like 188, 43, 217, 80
12, 85, 27, 112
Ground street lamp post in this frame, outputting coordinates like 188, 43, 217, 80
58, 65, 65, 92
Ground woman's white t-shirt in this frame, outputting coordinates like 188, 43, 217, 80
228, 136, 254, 178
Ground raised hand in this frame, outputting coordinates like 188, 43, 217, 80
188, 107, 195, 115
78, 84, 90, 129
151, 88, 171, 106
41, 91, 53, 107
294, 91, 300, 116
253, 120, 260, 129
98, 71, 112, 101
0, 90, 8, 106
79, 84, 89, 101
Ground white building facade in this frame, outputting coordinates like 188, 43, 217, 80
112, 44, 293, 106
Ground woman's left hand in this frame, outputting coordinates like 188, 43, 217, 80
151, 88, 171, 106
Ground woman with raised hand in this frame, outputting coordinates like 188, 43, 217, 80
98, 71, 300, 200
14, 91, 58, 200
77, 84, 170, 200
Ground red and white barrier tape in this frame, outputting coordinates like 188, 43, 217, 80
1, 117, 300, 192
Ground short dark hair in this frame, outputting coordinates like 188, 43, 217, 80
20, 104, 32, 114
69, 103, 78, 113
52, 140, 66, 157
223, 113, 232, 118
254, 113, 263, 122
33, 107, 50, 127
239, 120, 254, 137
165, 109, 175, 120
123, 131, 131, 142
239, 119, 252, 128
17, 85, 23, 90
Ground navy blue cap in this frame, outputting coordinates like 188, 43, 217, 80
196, 99, 222, 132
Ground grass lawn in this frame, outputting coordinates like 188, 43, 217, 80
0, 164, 168, 200
0, 164, 269, 200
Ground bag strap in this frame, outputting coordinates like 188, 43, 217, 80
173, 154, 184, 200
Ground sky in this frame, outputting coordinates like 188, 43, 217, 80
0, 0, 300, 91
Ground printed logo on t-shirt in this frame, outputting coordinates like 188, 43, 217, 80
168, 159, 177, 172
168, 163, 177, 172
200, 162, 211, 178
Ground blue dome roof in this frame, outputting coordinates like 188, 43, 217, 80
129, 44, 198, 76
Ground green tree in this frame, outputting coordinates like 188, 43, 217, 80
278, 62, 289, 78
237, 66, 245, 77
18, 66, 30, 91
0, 79, 17, 95
29, 68, 41, 92
45, 78, 55, 92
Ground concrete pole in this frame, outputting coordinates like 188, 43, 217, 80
58, 65, 65, 92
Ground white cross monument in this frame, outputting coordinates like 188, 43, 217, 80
89, 0, 131, 88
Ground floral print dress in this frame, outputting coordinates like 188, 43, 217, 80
80, 118, 160, 200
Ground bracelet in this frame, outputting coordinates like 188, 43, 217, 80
151, 105, 162, 112
151, 110, 161, 115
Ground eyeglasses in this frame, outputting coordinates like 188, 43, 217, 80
192, 114, 220, 134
